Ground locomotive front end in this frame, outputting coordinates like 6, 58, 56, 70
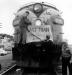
12, 2, 64, 74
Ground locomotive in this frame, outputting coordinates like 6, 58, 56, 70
12, 2, 64, 74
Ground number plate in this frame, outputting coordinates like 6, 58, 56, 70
28, 25, 51, 34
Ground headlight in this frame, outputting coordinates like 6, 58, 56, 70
33, 3, 43, 13
54, 18, 64, 25
35, 19, 42, 26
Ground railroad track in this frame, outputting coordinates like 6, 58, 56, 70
0, 64, 17, 75
0, 64, 62, 75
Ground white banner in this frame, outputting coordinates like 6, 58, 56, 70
27, 25, 53, 42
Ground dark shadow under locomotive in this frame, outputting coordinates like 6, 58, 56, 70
12, 40, 62, 75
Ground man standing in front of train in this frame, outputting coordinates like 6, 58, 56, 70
18, 11, 32, 75
62, 42, 71, 75
19, 11, 31, 44
19, 11, 32, 60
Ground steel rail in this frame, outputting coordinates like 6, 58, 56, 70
0, 64, 16, 75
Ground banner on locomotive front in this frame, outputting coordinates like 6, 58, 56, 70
27, 25, 53, 42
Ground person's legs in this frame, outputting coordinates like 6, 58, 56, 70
62, 63, 67, 75
69, 63, 72, 75
62, 58, 67, 75
0, 64, 1, 70
68, 62, 71, 75
22, 28, 27, 44
64, 57, 71, 75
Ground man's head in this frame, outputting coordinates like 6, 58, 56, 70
46, 35, 50, 40
24, 11, 29, 17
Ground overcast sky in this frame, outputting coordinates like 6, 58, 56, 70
0, 0, 72, 44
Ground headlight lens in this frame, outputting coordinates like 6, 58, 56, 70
54, 18, 64, 25
33, 3, 43, 13
35, 19, 42, 26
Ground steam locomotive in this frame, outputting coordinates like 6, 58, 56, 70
12, 2, 64, 74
